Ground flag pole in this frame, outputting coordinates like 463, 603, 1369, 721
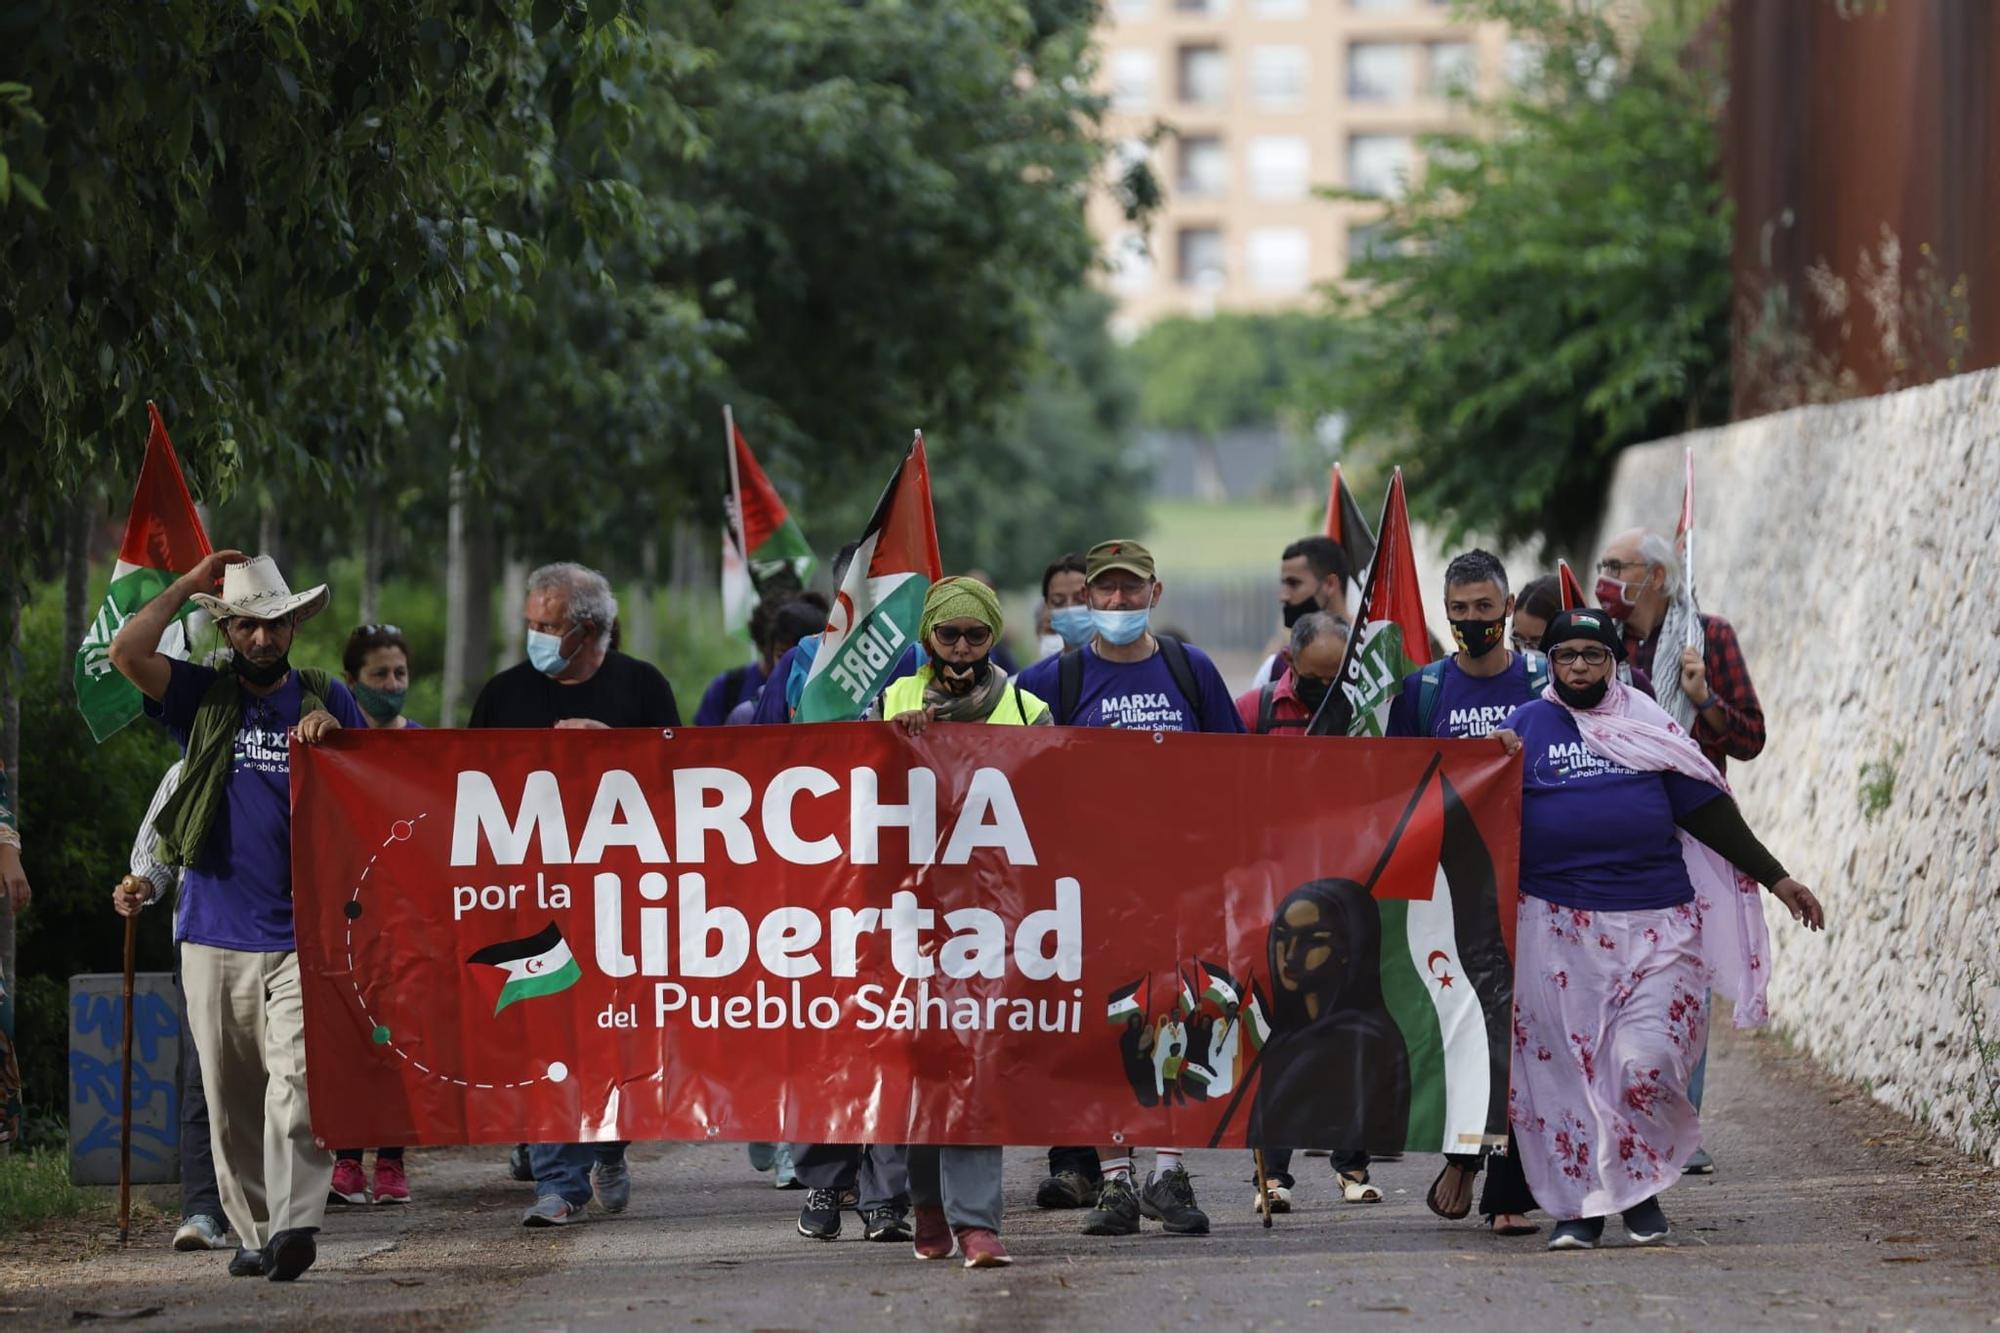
722, 405, 749, 559
1681, 446, 1698, 606
117, 913, 136, 1246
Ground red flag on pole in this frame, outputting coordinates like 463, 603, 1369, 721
1556, 559, 1588, 611
1676, 446, 1697, 603
1321, 462, 1378, 582
1308, 468, 1432, 736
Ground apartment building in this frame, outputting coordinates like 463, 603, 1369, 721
1091, 0, 1511, 327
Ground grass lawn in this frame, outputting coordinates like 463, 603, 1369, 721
1141, 497, 1320, 576
0, 1146, 97, 1234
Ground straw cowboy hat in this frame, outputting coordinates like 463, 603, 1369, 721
188, 555, 330, 623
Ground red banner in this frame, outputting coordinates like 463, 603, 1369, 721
293, 726, 1519, 1152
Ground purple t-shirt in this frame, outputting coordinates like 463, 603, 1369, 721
1504, 698, 1720, 912
1386, 653, 1543, 740
1016, 641, 1245, 734
146, 658, 368, 952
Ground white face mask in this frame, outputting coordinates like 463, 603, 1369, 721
1037, 632, 1064, 659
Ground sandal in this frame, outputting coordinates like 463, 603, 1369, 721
1339, 1170, 1382, 1204
1486, 1213, 1540, 1237
1425, 1163, 1474, 1220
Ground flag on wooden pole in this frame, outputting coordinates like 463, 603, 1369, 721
73, 403, 212, 742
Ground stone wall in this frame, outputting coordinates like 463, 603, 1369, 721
1598, 368, 2000, 1163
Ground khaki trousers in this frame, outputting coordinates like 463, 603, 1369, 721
180, 944, 332, 1248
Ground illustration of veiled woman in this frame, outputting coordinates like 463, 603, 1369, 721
1248, 878, 1411, 1152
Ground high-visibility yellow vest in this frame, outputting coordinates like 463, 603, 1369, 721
880, 669, 1050, 726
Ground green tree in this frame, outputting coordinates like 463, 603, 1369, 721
1312, 0, 1731, 552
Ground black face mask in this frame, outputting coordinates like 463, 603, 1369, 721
232, 651, 291, 688
1293, 673, 1333, 711
1553, 676, 1609, 711
1449, 615, 1506, 659
1282, 597, 1316, 629
935, 656, 993, 688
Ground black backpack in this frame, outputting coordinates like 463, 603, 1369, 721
1056, 636, 1206, 730
1412, 651, 1549, 736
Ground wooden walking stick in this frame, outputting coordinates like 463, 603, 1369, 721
1252, 1149, 1274, 1230
118, 912, 136, 1246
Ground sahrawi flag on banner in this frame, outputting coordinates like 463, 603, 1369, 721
1307, 467, 1434, 737
467, 922, 582, 1014
74, 402, 213, 742
795, 432, 942, 722
721, 406, 816, 635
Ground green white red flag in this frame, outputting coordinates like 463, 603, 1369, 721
722, 406, 815, 635
74, 403, 212, 742
1308, 468, 1433, 737
795, 433, 942, 723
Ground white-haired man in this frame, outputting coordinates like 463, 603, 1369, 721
469, 561, 680, 1225
108, 551, 367, 1282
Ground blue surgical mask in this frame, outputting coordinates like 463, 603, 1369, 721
1050, 604, 1096, 647
526, 628, 572, 677
1092, 607, 1151, 646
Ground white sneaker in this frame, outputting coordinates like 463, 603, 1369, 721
1252, 1182, 1292, 1215
522, 1195, 579, 1227
173, 1214, 231, 1251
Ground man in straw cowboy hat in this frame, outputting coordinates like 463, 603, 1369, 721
109, 550, 367, 1282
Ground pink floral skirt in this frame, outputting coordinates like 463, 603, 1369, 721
1510, 894, 1709, 1220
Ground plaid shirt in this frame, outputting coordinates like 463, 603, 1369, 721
1626, 612, 1765, 773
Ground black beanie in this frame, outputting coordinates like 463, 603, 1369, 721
1539, 607, 1625, 660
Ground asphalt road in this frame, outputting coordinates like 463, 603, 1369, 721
2, 1022, 1995, 1331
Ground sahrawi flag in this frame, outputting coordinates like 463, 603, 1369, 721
1557, 557, 1588, 610
1307, 467, 1433, 737
721, 406, 816, 636
1321, 460, 1378, 591
1362, 754, 1514, 1153
74, 402, 213, 742
795, 432, 942, 722
467, 922, 582, 1014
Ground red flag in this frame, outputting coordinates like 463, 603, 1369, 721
1676, 446, 1697, 601
1321, 461, 1378, 579
120, 403, 212, 572
1557, 559, 1587, 611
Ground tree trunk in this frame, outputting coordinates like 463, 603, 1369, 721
441, 466, 469, 725
357, 506, 383, 627
626, 537, 659, 663
63, 487, 93, 698
497, 554, 528, 675
463, 513, 496, 695
0, 564, 21, 1098
257, 506, 283, 567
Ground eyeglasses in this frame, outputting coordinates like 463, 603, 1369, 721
1595, 558, 1646, 577
932, 625, 993, 647
1549, 646, 1613, 667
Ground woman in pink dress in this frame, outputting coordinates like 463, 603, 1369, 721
1492, 608, 1824, 1250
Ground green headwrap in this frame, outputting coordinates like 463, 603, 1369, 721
918, 576, 1003, 645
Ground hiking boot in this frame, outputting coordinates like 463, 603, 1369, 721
508, 1142, 534, 1182
372, 1158, 410, 1204
1080, 1175, 1141, 1236
1035, 1169, 1100, 1210
1682, 1147, 1715, 1175
328, 1158, 369, 1205
263, 1228, 318, 1282
1547, 1216, 1605, 1250
1622, 1196, 1671, 1245
522, 1195, 578, 1227
798, 1188, 843, 1240
861, 1203, 912, 1242
594, 1157, 631, 1213
1141, 1165, 1210, 1235
173, 1214, 229, 1252
912, 1205, 954, 1260
957, 1227, 1012, 1268
227, 1247, 266, 1278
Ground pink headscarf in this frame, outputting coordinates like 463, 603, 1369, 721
1541, 677, 1772, 1028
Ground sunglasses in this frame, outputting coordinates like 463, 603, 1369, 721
361, 623, 402, 635
932, 625, 993, 647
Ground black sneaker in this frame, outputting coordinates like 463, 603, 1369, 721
1140, 1165, 1210, 1235
797, 1188, 842, 1240
1035, 1169, 1102, 1210
861, 1203, 912, 1242
1080, 1175, 1141, 1236
1622, 1196, 1671, 1245
509, 1142, 534, 1182
1547, 1217, 1606, 1250
263, 1228, 318, 1282
227, 1247, 267, 1278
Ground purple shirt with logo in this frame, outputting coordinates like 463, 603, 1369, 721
147, 658, 367, 951
1016, 642, 1244, 734
1387, 653, 1545, 740
1503, 698, 1720, 913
